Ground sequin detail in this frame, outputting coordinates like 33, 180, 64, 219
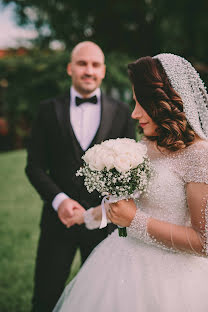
200, 195, 208, 255
154, 53, 208, 139
128, 209, 150, 241
127, 140, 208, 256
205, 199, 208, 254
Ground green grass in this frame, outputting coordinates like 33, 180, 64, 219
0, 150, 81, 312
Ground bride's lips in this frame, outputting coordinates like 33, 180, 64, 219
139, 123, 148, 128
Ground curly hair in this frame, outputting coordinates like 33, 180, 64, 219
128, 56, 195, 152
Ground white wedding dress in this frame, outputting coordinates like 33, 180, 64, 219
54, 140, 208, 312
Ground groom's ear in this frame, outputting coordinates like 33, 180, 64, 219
67, 63, 72, 77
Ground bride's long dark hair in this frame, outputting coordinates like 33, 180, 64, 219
128, 56, 195, 152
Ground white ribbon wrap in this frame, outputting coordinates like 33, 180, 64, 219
100, 195, 122, 229
99, 196, 110, 229
99, 191, 141, 229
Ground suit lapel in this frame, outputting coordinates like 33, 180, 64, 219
54, 92, 118, 154
54, 93, 83, 162
90, 92, 117, 146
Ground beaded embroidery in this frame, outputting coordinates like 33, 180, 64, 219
85, 141, 208, 257
127, 140, 208, 256
154, 53, 208, 139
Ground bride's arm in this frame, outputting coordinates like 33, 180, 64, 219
108, 182, 208, 256
145, 182, 208, 255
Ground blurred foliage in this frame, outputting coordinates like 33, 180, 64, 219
2, 0, 208, 62
0, 50, 68, 117
0, 49, 132, 119
0, 49, 134, 149
1, 0, 208, 150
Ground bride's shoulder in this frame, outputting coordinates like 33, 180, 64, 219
184, 139, 208, 157
182, 140, 208, 184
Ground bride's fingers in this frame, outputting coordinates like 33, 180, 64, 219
107, 209, 117, 224
109, 203, 119, 215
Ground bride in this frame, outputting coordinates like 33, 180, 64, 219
53, 54, 208, 312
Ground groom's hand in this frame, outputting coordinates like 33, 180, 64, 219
58, 198, 84, 227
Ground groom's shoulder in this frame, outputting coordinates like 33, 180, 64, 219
38, 94, 68, 113
40, 94, 68, 107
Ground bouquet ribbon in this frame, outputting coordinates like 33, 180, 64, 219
99, 191, 141, 229
99, 195, 128, 229
99, 196, 109, 229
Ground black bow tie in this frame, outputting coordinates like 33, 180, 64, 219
75, 95, 98, 106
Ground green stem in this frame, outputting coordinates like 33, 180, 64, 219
118, 227, 127, 237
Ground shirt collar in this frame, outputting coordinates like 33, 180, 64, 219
70, 86, 101, 106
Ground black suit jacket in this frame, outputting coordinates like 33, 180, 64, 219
25, 92, 135, 230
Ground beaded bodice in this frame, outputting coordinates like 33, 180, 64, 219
84, 138, 208, 255
138, 140, 208, 226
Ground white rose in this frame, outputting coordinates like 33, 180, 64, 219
83, 145, 104, 170
102, 152, 115, 171
101, 139, 115, 148
125, 153, 141, 168
83, 139, 147, 172
83, 145, 99, 162
114, 155, 132, 173
90, 156, 105, 171
112, 141, 128, 156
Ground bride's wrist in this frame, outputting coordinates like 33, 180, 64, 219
84, 208, 101, 230
91, 205, 102, 221
128, 209, 150, 241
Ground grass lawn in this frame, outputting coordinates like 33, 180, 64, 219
0, 150, 81, 312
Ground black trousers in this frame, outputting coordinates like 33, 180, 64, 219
31, 220, 108, 312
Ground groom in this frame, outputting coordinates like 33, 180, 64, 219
26, 41, 135, 312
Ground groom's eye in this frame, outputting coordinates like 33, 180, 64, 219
77, 61, 87, 66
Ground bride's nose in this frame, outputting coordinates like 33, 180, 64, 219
131, 105, 143, 120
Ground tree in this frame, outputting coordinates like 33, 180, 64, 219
2, 0, 208, 61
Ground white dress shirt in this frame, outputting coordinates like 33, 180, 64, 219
52, 86, 101, 211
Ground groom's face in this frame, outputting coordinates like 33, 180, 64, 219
67, 43, 106, 97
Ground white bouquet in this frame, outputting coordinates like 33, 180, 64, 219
76, 138, 152, 236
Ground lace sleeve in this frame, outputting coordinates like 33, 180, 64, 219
128, 144, 208, 256
84, 207, 111, 230
128, 183, 208, 256
183, 143, 208, 184
84, 208, 101, 230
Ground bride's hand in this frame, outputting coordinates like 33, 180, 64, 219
106, 199, 137, 227
91, 205, 102, 220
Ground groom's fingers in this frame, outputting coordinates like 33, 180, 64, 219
58, 198, 85, 226
58, 211, 73, 226
73, 202, 85, 212
66, 219, 75, 228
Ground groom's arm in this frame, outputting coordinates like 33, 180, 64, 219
25, 102, 85, 224
25, 102, 63, 204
